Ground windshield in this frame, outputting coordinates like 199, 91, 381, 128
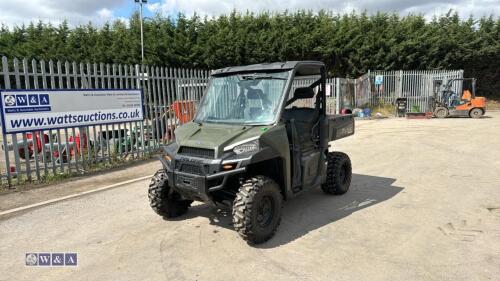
194, 71, 290, 125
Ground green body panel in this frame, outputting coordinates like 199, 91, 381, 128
175, 122, 271, 156
258, 124, 291, 195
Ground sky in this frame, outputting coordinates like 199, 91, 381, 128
0, 0, 499, 28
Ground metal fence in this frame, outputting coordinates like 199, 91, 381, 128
365, 70, 464, 112
0, 57, 209, 187
335, 70, 464, 112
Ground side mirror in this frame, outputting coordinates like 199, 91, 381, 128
294, 87, 315, 99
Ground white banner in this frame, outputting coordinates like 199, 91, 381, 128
0, 89, 144, 133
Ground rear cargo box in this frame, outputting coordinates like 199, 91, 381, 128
326, 114, 355, 141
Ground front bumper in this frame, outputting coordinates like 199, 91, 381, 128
159, 155, 246, 203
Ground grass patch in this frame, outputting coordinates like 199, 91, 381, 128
487, 99, 500, 110
358, 102, 395, 117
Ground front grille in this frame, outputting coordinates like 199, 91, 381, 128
176, 160, 209, 175
178, 146, 215, 159
180, 163, 203, 175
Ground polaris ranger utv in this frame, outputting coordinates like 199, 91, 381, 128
148, 61, 355, 244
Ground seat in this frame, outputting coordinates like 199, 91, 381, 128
245, 89, 264, 119
283, 107, 319, 151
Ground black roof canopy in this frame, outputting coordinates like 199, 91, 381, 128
211, 61, 325, 77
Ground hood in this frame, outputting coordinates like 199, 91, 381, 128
174, 122, 267, 156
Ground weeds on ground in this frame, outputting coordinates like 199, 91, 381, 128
362, 101, 395, 117
487, 99, 500, 110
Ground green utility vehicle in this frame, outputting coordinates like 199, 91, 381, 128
148, 61, 355, 244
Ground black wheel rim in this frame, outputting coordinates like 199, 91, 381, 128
340, 162, 349, 185
257, 196, 275, 228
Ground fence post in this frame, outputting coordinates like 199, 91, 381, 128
1, 56, 12, 187
398, 70, 403, 100
136, 64, 146, 157
354, 78, 357, 108
335, 77, 340, 114
15, 58, 33, 182
367, 70, 372, 105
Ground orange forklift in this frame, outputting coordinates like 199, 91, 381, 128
433, 78, 486, 118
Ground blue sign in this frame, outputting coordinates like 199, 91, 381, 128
1, 89, 144, 134
40, 94, 50, 105
28, 94, 39, 105
16, 95, 28, 106
375, 75, 384, 85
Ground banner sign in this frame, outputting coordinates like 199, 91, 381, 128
0, 89, 144, 134
375, 75, 384, 85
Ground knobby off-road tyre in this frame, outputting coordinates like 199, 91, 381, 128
148, 169, 192, 218
469, 108, 483, 118
434, 107, 449, 118
321, 152, 352, 195
232, 176, 283, 244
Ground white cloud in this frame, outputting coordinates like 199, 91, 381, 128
0, 0, 125, 28
146, 2, 161, 13
97, 8, 114, 21
150, 0, 499, 19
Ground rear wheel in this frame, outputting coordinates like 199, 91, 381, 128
148, 169, 192, 218
322, 152, 352, 195
434, 107, 449, 118
232, 176, 283, 244
469, 108, 483, 118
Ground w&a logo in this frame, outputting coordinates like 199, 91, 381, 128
25, 252, 77, 266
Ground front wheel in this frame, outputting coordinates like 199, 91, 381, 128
148, 169, 192, 218
232, 176, 283, 244
321, 152, 352, 195
434, 107, 449, 118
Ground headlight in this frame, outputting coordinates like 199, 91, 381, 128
163, 154, 172, 163
233, 139, 259, 155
